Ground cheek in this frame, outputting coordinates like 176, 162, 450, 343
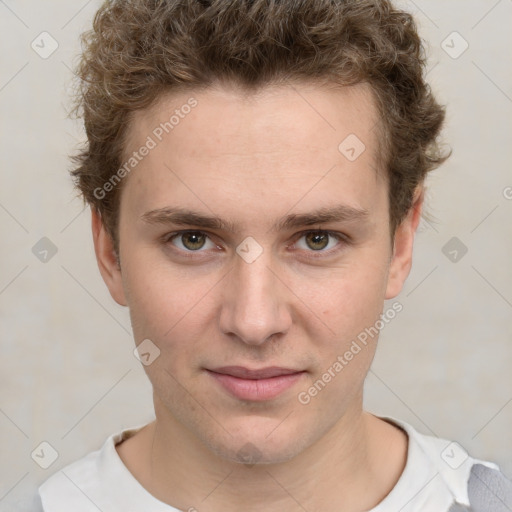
121, 251, 219, 373
300, 252, 390, 390
122, 261, 205, 397
121, 248, 193, 332
315, 256, 389, 332
122, 263, 170, 339
303, 270, 387, 409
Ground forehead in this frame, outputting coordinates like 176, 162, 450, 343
120, 81, 386, 221
128, 81, 381, 157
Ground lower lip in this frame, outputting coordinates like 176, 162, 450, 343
206, 370, 305, 401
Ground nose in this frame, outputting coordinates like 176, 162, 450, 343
218, 248, 292, 346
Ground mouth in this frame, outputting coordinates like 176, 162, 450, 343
208, 366, 303, 379
205, 366, 306, 401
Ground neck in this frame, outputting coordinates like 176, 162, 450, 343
122, 396, 407, 512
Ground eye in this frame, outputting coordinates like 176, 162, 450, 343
162, 229, 349, 259
293, 230, 348, 256
166, 231, 217, 252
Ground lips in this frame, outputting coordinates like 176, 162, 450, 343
208, 366, 303, 379
206, 367, 305, 401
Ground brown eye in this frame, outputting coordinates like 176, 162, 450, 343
293, 230, 347, 257
304, 232, 330, 251
168, 231, 216, 252
181, 232, 206, 250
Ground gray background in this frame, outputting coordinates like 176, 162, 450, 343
0, 0, 511, 509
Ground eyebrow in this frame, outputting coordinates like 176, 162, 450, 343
140, 204, 369, 233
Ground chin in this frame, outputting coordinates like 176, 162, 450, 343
218, 441, 302, 466
201, 420, 310, 466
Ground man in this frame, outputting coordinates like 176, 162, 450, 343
37, 0, 511, 510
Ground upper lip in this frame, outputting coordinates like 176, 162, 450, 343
207, 366, 304, 379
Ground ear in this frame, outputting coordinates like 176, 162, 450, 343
385, 186, 424, 299
91, 208, 128, 307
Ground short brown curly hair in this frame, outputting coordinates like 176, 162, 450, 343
70, 0, 450, 257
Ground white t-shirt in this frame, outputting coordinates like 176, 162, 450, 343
35, 415, 511, 512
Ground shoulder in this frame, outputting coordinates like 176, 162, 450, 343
464, 463, 512, 512
37, 441, 105, 512
382, 415, 512, 511
38, 424, 148, 512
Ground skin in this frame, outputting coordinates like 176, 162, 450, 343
92, 81, 423, 511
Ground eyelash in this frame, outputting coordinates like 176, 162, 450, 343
162, 229, 351, 260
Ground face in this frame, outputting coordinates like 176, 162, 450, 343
93, 81, 421, 465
